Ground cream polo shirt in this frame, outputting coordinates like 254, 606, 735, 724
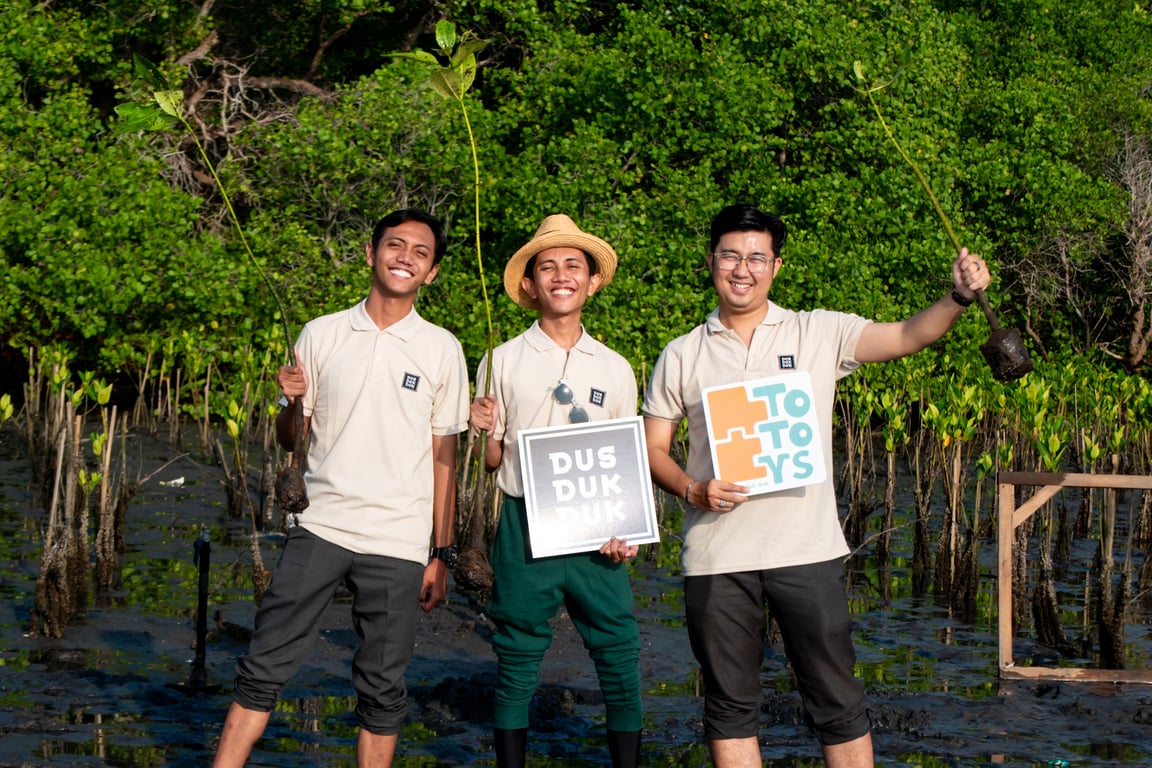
643, 304, 870, 576
293, 299, 469, 563
476, 321, 639, 498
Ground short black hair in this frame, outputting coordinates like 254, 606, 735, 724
370, 208, 448, 264
709, 204, 787, 257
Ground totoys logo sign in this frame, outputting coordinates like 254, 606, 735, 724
701, 372, 826, 496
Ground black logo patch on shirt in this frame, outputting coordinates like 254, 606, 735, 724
589, 387, 606, 407
778, 355, 796, 370
402, 372, 421, 391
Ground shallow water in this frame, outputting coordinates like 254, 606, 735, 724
2, 428, 1152, 767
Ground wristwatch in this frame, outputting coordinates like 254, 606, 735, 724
950, 288, 974, 308
429, 545, 458, 569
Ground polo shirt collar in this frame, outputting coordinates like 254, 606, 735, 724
524, 319, 596, 355
705, 302, 787, 334
349, 299, 423, 340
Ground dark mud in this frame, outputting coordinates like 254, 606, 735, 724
2, 428, 1151, 767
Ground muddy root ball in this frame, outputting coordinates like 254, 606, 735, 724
454, 547, 494, 599
274, 466, 310, 515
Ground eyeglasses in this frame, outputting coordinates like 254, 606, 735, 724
711, 250, 776, 274
553, 380, 589, 423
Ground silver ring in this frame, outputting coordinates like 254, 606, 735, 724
718, 499, 727, 509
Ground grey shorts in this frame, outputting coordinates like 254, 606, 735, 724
684, 559, 870, 745
233, 526, 424, 735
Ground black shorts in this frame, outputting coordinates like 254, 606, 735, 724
684, 559, 870, 745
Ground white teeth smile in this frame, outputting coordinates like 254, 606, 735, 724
389, 267, 415, 278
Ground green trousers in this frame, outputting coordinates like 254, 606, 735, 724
488, 496, 642, 731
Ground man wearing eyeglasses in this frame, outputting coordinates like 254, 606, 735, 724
469, 214, 643, 768
643, 204, 990, 768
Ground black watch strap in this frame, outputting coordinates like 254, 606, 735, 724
430, 545, 458, 568
950, 288, 974, 308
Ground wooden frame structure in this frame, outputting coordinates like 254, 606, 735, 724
997, 471, 1152, 683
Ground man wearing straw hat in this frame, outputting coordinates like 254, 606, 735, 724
643, 204, 990, 768
469, 214, 643, 768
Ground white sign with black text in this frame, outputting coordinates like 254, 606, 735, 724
518, 416, 660, 558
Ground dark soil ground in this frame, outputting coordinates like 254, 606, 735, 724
2, 426, 1152, 767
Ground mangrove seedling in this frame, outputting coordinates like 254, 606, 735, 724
115, 56, 310, 533
393, 21, 498, 593
852, 60, 1034, 383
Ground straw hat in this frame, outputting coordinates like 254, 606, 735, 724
503, 214, 618, 310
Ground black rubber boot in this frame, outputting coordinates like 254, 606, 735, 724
494, 727, 528, 768
607, 729, 642, 768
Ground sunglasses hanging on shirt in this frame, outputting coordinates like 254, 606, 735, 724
552, 380, 589, 423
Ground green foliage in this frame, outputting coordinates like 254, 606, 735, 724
206, 0, 411, 83
1, 0, 1150, 395
1, 96, 215, 369
941, 0, 1152, 353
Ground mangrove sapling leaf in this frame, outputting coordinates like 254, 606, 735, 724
1081, 431, 1104, 467
1107, 427, 1126, 456
429, 69, 466, 100
997, 441, 1014, 470
392, 50, 440, 66
451, 40, 487, 69
436, 18, 457, 51
113, 102, 176, 133
132, 55, 170, 92
153, 90, 184, 119
975, 451, 994, 481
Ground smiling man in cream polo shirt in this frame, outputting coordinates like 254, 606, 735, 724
469, 214, 643, 768
213, 208, 469, 768
643, 204, 991, 768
